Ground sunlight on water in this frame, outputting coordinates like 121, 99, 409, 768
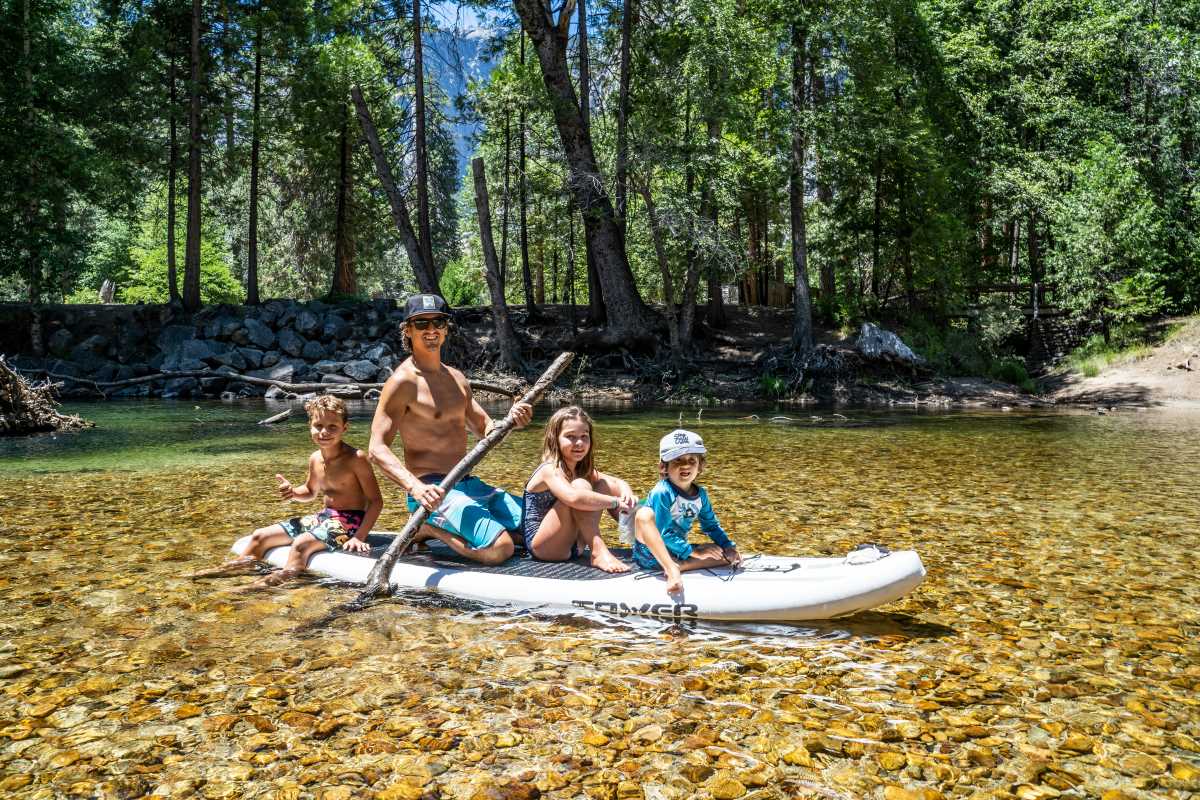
1, 403, 1198, 798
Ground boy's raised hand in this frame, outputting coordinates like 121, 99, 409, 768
275, 474, 295, 501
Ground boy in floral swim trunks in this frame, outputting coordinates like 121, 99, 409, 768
194, 395, 383, 587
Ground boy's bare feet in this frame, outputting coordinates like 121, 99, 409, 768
591, 550, 631, 573
189, 556, 259, 579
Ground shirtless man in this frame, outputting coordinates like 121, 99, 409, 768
368, 294, 532, 565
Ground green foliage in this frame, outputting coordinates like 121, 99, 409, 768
986, 358, 1036, 393
758, 373, 787, 398
1048, 135, 1169, 327
123, 237, 242, 305
1063, 333, 1154, 378
437, 258, 486, 307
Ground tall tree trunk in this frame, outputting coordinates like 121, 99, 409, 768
167, 49, 180, 302
471, 157, 524, 372
615, 0, 633, 233
518, 34, 539, 316
790, 22, 814, 351
979, 194, 995, 280
566, 195, 577, 336
678, 89, 702, 346
1027, 213, 1041, 308
870, 151, 882, 302
219, 0, 234, 162
246, 13, 262, 305
577, 0, 605, 326
351, 85, 439, 295
810, 46, 834, 319
514, 0, 656, 344
21, 0, 43, 353
500, 117, 511, 287
638, 178, 682, 362
535, 198, 546, 303
183, 0, 203, 312
700, 99, 723, 328
330, 114, 357, 296
413, 0, 435, 276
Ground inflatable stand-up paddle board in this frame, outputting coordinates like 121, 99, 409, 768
231, 534, 924, 622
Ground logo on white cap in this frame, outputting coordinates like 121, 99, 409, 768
422, 295, 436, 309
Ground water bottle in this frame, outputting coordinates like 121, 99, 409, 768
617, 509, 635, 544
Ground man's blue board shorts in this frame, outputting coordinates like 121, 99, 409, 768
406, 474, 523, 549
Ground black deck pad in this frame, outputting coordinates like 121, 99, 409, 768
356, 533, 650, 581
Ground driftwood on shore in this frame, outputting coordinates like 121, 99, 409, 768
13, 367, 518, 400
0, 357, 92, 436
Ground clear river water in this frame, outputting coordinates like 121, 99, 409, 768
0, 401, 1197, 800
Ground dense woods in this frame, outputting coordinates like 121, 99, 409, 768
1, 0, 1196, 366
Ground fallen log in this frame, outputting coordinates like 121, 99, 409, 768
14, 368, 518, 399
0, 357, 92, 436
257, 408, 292, 425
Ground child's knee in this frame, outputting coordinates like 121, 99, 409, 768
569, 477, 593, 493
480, 536, 514, 565
251, 527, 274, 542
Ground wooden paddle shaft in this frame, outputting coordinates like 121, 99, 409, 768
363, 352, 576, 594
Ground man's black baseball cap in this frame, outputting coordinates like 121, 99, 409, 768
401, 293, 451, 322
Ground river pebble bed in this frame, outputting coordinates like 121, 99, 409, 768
0, 402, 1197, 800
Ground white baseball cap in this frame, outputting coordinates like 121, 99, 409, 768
659, 429, 707, 462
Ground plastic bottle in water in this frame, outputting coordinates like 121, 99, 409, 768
617, 509, 635, 544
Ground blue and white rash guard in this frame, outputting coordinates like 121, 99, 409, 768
641, 478, 734, 562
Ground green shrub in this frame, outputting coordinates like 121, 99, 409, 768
438, 258, 486, 306
123, 238, 242, 305
759, 374, 786, 398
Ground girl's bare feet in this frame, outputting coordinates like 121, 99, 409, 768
590, 549, 631, 573
189, 555, 259, 579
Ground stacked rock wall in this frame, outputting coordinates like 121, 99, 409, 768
3, 299, 418, 399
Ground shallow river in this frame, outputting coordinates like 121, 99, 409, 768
1, 402, 1197, 800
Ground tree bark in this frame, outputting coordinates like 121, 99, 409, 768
471, 158, 524, 372
871, 151, 882, 302
810, 47, 834, 318
513, 0, 657, 343
351, 85, 440, 295
183, 0, 203, 311
330, 114, 357, 296
790, 22, 814, 351
678, 89, 702, 346
21, 0, 43, 354
637, 178, 682, 362
500, 116, 511, 287
246, 12, 262, 305
577, 0, 605, 326
518, 34, 539, 317
413, 0, 435, 277
615, 0, 633, 233
168, 48, 180, 302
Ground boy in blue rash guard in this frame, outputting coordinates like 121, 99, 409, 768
632, 429, 742, 593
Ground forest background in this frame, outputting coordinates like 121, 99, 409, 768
1, 0, 1197, 378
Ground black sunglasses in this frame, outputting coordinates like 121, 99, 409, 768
409, 317, 448, 331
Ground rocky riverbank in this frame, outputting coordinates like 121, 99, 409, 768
2, 301, 1040, 407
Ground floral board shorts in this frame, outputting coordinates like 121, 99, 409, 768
278, 508, 365, 552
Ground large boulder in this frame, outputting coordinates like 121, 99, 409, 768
322, 315, 353, 341
241, 318, 276, 349
294, 309, 321, 337
364, 343, 391, 363
204, 315, 241, 340
277, 328, 306, 357
855, 323, 926, 367
180, 339, 222, 363
314, 360, 345, 374
321, 373, 354, 384
260, 350, 281, 368
342, 359, 378, 382
301, 339, 328, 360
249, 363, 294, 384
213, 347, 248, 371
162, 377, 199, 399
156, 325, 195, 354
237, 347, 264, 369
258, 300, 284, 327
48, 329, 74, 358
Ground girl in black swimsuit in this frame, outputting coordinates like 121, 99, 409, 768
522, 406, 637, 573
